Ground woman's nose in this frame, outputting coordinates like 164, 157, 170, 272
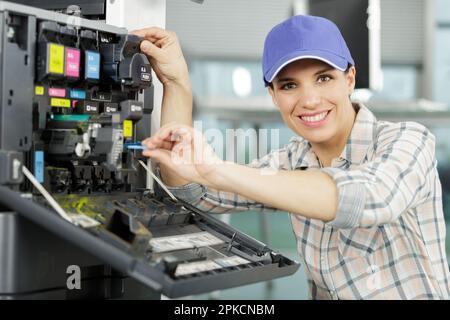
298, 89, 321, 110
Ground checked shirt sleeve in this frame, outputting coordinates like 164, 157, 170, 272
321, 122, 437, 229
154, 146, 293, 214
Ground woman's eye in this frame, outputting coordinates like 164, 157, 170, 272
317, 75, 332, 83
281, 83, 296, 90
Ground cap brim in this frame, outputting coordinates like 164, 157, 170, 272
264, 50, 349, 83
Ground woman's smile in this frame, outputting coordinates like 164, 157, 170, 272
296, 109, 332, 128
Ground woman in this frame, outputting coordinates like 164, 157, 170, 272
132, 15, 450, 299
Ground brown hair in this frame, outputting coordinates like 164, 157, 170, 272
266, 63, 353, 89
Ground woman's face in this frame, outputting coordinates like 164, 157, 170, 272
269, 59, 356, 146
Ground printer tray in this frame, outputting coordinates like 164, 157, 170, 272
1, 187, 299, 298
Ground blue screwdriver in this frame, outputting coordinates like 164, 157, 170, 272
124, 142, 148, 150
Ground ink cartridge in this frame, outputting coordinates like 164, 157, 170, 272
100, 34, 152, 89
36, 21, 65, 81
80, 30, 101, 82
59, 26, 81, 81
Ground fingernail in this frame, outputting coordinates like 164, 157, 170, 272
141, 41, 151, 50
143, 141, 154, 148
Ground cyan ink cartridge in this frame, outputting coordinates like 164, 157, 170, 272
79, 30, 101, 82
85, 50, 101, 81
80, 29, 97, 50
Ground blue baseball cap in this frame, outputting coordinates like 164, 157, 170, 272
262, 15, 354, 85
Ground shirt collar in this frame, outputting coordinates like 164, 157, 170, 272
339, 103, 377, 165
293, 102, 377, 168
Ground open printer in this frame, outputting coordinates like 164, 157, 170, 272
0, 1, 299, 299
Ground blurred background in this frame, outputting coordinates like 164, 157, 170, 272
164, 0, 450, 299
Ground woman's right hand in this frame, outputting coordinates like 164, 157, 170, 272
142, 123, 225, 188
130, 27, 189, 87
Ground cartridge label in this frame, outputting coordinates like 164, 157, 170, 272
35, 86, 45, 96
48, 43, 65, 75
65, 48, 81, 78
85, 51, 100, 80
50, 98, 71, 108
175, 261, 221, 276
175, 256, 249, 277
48, 88, 66, 97
123, 120, 133, 138
34, 151, 44, 183
69, 89, 86, 100
149, 231, 225, 253
140, 65, 151, 82
104, 103, 118, 113
84, 102, 99, 114
215, 256, 249, 267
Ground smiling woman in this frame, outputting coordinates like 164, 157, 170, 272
137, 15, 450, 300
268, 59, 356, 166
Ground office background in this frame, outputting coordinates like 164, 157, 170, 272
164, 0, 450, 299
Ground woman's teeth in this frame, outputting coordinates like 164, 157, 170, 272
300, 111, 328, 122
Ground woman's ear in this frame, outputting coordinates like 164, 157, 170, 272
346, 66, 356, 94
268, 85, 278, 107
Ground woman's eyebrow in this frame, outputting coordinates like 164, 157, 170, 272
313, 66, 335, 76
276, 67, 336, 83
276, 77, 296, 83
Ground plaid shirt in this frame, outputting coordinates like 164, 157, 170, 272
163, 103, 450, 299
